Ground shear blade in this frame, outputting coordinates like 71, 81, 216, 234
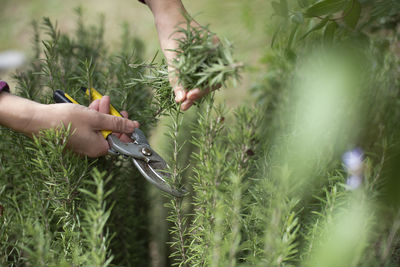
132, 158, 187, 197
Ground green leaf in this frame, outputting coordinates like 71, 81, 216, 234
304, 0, 348, 17
287, 25, 299, 49
291, 12, 304, 24
271, 24, 282, 48
324, 21, 338, 43
344, 0, 361, 29
300, 16, 330, 40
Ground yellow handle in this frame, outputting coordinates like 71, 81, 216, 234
84, 88, 123, 139
64, 93, 80, 104
84, 88, 122, 117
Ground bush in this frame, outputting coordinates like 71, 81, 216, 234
0, 9, 154, 266
1, 1, 400, 266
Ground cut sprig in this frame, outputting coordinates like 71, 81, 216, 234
170, 16, 243, 91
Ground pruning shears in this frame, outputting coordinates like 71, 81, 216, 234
53, 87, 186, 197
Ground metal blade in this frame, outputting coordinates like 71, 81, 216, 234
132, 158, 187, 197
107, 129, 187, 197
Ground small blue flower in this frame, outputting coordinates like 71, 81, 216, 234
342, 148, 363, 174
346, 175, 362, 190
342, 148, 364, 190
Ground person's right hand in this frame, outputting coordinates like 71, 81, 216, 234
38, 101, 139, 157
0, 93, 139, 157
88, 95, 135, 144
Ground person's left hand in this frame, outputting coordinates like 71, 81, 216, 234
148, 0, 220, 110
164, 34, 220, 111
88, 95, 136, 143
161, 26, 220, 111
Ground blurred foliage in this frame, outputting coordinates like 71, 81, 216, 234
248, 0, 400, 265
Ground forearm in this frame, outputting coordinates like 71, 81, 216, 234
143, 0, 196, 59
0, 93, 43, 135
144, 0, 186, 23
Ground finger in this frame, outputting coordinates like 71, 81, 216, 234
72, 133, 109, 158
168, 61, 187, 103
88, 99, 100, 111
113, 132, 123, 139
119, 133, 132, 143
187, 88, 208, 101
87, 135, 110, 158
114, 110, 140, 131
117, 111, 140, 128
212, 35, 220, 45
109, 111, 130, 139
99, 95, 110, 114
94, 113, 139, 133
181, 99, 193, 111
174, 85, 186, 103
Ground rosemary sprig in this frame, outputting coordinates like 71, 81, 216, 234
170, 17, 243, 91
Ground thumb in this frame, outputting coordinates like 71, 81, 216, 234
94, 113, 139, 133
174, 85, 186, 103
168, 66, 186, 103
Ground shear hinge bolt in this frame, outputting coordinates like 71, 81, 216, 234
141, 147, 152, 157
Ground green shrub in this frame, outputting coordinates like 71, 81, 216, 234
0, 9, 154, 265
2, 1, 400, 266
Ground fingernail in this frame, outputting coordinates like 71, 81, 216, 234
175, 90, 185, 102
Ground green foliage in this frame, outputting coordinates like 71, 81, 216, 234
141, 3, 400, 265
129, 59, 176, 117
270, 0, 400, 52
1, 2, 400, 266
79, 168, 114, 266
171, 16, 243, 91
1, 10, 155, 266
163, 97, 262, 266
247, 0, 400, 266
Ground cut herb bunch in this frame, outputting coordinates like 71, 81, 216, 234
171, 16, 243, 92
130, 17, 243, 117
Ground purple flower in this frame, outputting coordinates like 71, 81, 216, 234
342, 148, 364, 190
346, 175, 362, 190
342, 148, 363, 174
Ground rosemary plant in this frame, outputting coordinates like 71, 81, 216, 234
1, 10, 155, 266
2, 1, 400, 266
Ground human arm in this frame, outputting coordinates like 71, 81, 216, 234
142, 0, 218, 110
0, 92, 138, 157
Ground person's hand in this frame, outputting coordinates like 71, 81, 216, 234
88, 95, 135, 143
164, 32, 220, 111
144, 0, 220, 110
0, 93, 139, 157
38, 101, 139, 157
